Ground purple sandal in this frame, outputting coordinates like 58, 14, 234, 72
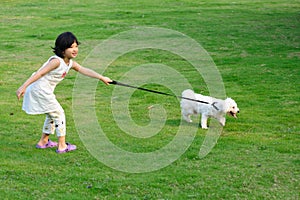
36, 139, 58, 149
56, 143, 77, 154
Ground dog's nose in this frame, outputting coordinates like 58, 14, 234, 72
237, 110, 240, 113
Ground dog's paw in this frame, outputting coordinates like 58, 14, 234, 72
182, 116, 193, 123
219, 122, 225, 126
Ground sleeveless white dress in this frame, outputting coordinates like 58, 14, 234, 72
22, 56, 73, 114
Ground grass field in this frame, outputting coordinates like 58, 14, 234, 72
1, 0, 299, 199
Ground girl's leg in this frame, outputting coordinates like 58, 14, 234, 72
46, 106, 76, 152
48, 107, 70, 151
37, 133, 50, 146
37, 114, 55, 146
56, 113, 76, 152
57, 136, 67, 150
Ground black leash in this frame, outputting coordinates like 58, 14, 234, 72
110, 80, 219, 110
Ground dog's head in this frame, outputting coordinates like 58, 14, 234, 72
225, 98, 239, 118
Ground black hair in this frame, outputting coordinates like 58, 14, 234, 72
52, 32, 80, 58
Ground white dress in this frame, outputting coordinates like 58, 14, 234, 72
22, 55, 73, 114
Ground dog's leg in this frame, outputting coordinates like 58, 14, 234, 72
218, 116, 226, 126
201, 114, 208, 129
181, 107, 193, 123
182, 114, 192, 123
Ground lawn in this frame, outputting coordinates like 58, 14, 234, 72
0, 0, 299, 199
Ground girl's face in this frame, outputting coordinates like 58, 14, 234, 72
63, 42, 78, 59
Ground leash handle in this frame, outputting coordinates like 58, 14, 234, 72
109, 80, 118, 85
109, 80, 219, 110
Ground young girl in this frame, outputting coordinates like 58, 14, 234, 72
16, 32, 112, 154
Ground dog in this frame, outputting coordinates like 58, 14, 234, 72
180, 89, 239, 129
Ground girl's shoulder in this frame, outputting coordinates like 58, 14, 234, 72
47, 56, 61, 68
38, 56, 60, 70
70, 60, 81, 71
48, 55, 62, 63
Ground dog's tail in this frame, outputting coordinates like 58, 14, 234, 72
181, 89, 198, 108
181, 89, 195, 99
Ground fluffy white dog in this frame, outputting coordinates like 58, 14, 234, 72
180, 89, 239, 129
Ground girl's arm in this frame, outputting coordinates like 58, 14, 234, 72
72, 61, 112, 85
16, 59, 60, 100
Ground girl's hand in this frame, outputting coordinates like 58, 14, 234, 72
16, 86, 26, 100
101, 76, 112, 85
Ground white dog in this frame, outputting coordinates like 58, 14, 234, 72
180, 89, 239, 129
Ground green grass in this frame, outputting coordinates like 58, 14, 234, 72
1, 0, 299, 199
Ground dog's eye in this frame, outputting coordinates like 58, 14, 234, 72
232, 106, 235, 109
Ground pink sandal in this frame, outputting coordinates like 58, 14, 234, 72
36, 139, 58, 149
56, 143, 77, 154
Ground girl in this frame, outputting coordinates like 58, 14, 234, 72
16, 32, 112, 154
